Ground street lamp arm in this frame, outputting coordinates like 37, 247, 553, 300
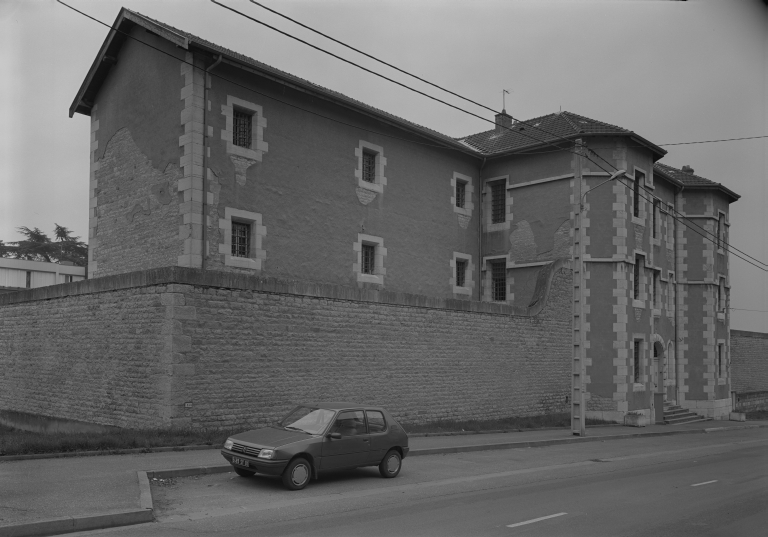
580, 169, 626, 206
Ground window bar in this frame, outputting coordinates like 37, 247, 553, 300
362, 244, 375, 274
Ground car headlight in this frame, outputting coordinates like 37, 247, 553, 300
223, 439, 234, 450
258, 449, 275, 459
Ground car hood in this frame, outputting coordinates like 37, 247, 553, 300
231, 426, 314, 448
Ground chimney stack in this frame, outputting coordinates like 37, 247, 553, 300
681, 165, 694, 174
495, 109, 513, 133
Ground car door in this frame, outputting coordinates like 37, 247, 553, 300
365, 409, 391, 464
320, 410, 370, 470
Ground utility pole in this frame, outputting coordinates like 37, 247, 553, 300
571, 139, 587, 436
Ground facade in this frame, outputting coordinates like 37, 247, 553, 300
0, 258, 85, 293
61, 8, 739, 424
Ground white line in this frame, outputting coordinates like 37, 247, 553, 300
507, 512, 568, 528
691, 480, 718, 487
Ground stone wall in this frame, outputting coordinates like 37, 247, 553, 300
0, 266, 572, 429
731, 329, 768, 394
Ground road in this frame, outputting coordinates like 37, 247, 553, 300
73, 428, 768, 536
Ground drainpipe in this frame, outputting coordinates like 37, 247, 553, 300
202, 54, 223, 272
478, 157, 487, 302
674, 183, 684, 404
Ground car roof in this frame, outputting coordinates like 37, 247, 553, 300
303, 402, 386, 411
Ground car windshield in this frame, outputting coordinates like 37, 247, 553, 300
278, 406, 336, 435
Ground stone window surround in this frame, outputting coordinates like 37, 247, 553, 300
481, 255, 509, 303
651, 198, 661, 245
355, 141, 387, 194
219, 207, 266, 270
665, 202, 675, 249
666, 271, 676, 318
483, 175, 512, 232
651, 267, 661, 316
221, 95, 268, 161
449, 252, 475, 296
717, 275, 726, 321
632, 335, 646, 390
716, 209, 727, 254
631, 167, 648, 225
632, 251, 647, 308
450, 172, 474, 217
353, 233, 386, 285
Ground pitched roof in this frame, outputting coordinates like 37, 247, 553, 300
456, 111, 665, 158
70, 8, 472, 154
653, 162, 739, 201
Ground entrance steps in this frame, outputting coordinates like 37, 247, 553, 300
663, 402, 711, 425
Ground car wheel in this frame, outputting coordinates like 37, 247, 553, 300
234, 467, 255, 478
282, 457, 311, 490
379, 449, 402, 478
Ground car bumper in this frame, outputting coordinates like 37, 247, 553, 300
221, 449, 288, 476
402, 446, 410, 458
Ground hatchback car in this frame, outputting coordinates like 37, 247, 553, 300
221, 403, 409, 490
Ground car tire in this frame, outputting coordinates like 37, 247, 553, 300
379, 449, 402, 478
234, 467, 255, 477
282, 457, 311, 490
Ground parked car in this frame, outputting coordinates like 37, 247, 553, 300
221, 403, 410, 490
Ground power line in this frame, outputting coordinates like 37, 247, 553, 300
660, 135, 768, 146
216, 0, 768, 271
59, 1, 768, 274
729, 308, 768, 313
246, 0, 498, 116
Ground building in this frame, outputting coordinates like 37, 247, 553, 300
0, 8, 739, 429
0, 258, 85, 293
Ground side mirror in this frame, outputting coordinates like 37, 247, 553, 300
327, 432, 342, 440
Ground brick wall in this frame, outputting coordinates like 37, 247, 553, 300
731, 329, 768, 394
0, 266, 572, 429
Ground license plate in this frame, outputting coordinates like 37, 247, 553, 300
232, 457, 249, 467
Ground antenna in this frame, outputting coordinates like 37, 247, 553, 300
502, 89, 510, 111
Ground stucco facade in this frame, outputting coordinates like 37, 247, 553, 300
59, 8, 741, 426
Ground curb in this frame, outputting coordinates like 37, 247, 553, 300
2, 423, 765, 537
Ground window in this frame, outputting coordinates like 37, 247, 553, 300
366, 410, 386, 433
331, 411, 367, 436
633, 171, 644, 218
355, 141, 387, 194
231, 222, 250, 258
668, 276, 676, 312
633, 256, 641, 300
219, 207, 266, 270
490, 180, 506, 224
456, 259, 467, 288
491, 260, 506, 301
25, 271, 31, 289
652, 272, 658, 308
666, 204, 675, 244
716, 345, 723, 378
633, 340, 642, 383
652, 199, 660, 239
362, 152, 376, 183
455, 181, 466, 209
232, 110, 252, 148
717, 213, 725, 251
362, 243, 375, 275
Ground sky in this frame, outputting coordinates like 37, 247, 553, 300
1, 0, 766, 330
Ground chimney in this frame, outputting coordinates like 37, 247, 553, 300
681, 165, 694, 174
495, 109, 513, 133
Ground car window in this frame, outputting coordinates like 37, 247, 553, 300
330, 410, 367, 436
279, 406, 336, 435
366, 410, 387, 433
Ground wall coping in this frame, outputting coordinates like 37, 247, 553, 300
0, 260, 570, 318
731, 330, 768, 340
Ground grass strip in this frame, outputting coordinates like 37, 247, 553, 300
0, 413, 616, 457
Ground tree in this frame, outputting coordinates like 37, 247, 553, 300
1, 224, 87, 267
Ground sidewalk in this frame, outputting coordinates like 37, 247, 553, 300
1, 420, 765, 537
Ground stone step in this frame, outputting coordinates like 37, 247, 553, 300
665, 414, 711, 425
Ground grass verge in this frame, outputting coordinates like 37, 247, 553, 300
0, 413, 618, 457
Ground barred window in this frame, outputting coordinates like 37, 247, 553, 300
634, 256, 641, 300
717, 214, 725, 250
231, 222, 250, 258
652, 271, 658, 307
633, 340, 641, 383
362, 152, 376, 183
456, 260, 467, 287
233, 110, 252, 149
455, 181, 466, 209
490, 180, 506, 223
633, 171, 643, 218
362, 244, 375, 274
491, 260, 506, 301
652, 199, 659, 238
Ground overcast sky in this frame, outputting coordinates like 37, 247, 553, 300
1, 0, 766, 330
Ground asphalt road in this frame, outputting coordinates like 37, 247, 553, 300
71, 428, 768, 537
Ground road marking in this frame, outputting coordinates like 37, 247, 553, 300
507, 512, 567, 528
691, 480, 718, 487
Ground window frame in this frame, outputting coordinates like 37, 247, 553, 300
353, 234, 386, 285
220, 96, 268, 161
491, 259, 507, 302
451, 172, 474, 219
218, 207, 266, 270
633, 339, 642, 384
232, 108, 253, 149
355, 141, 387, 194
